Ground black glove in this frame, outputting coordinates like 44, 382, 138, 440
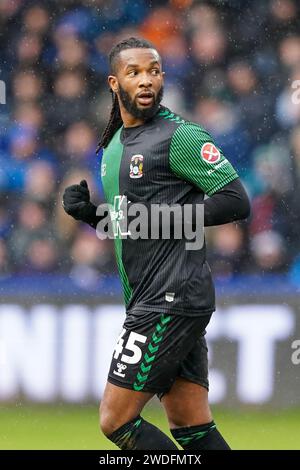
62, 180, 98, 227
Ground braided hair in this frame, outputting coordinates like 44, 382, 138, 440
96, 37, 156, 153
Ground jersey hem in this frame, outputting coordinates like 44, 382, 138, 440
126, 304, 215, 317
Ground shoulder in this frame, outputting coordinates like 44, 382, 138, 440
157, 106, 186, 125
102, 127, 123, 155
155, 106, 186, 135
170, 120, 213, 144
157, 106, 211, 142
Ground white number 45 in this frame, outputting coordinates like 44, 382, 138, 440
114, 329, 147, 364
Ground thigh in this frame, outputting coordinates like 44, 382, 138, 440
160, 318, 212, 428
161, 377, 212, 428
100, 381, 154, 426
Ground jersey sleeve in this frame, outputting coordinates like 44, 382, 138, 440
169, 123, 239, 196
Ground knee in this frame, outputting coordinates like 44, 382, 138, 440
167, 408, 213, 429
168, 416, 193, 429
99, 401, 118, 437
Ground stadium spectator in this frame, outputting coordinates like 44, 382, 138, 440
1, 0, 300, 280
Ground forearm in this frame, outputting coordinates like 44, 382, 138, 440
204, 178, 251, 226
85, 178, 251, 232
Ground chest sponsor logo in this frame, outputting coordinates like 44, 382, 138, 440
130, 154, 144, 178
201, 142, 221, 164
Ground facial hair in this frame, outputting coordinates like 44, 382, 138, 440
118, 84, 164, 121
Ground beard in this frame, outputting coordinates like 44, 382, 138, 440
118, 85, 164, 121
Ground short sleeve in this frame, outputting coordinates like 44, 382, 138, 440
169, 123, 239, 196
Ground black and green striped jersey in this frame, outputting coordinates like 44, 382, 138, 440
101, 106, 239, 316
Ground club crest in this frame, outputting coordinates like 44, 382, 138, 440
129, 154, 144, 178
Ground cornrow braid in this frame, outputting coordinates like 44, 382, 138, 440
96, 36, 156, 153
96, 90, 122, 153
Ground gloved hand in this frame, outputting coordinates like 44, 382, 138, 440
62, 179, 97, 225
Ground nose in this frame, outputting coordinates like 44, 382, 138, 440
138, 71, 152, 88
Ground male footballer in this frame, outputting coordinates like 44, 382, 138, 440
62, 37, 250, 450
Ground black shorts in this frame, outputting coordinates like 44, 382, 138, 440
107, 310, 212, 398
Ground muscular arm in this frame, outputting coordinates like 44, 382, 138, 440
167, 123, 250, 227
204, 178, 250, 226
63, 178, 250, 232
124, 177, 250, 234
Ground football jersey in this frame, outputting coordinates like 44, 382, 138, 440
101, 106, 238, 316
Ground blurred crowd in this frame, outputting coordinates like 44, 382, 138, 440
1, 0, 300, 287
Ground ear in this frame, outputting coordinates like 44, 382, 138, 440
108, 75, 119, 94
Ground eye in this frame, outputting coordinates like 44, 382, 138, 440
151, 69, 160, 75
128, 70, 137, 77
